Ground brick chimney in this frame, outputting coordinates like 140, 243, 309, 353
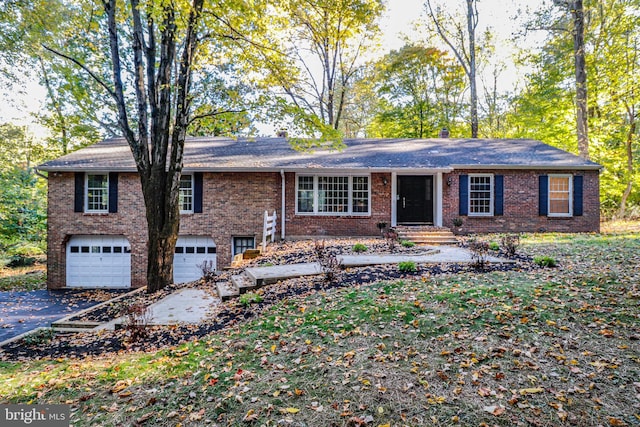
438, 127, 450, 138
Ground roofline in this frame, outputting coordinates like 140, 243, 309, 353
450, 164, 603, 171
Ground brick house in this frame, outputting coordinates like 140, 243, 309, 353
38, 137, 601, 289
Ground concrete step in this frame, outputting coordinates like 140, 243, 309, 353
216, 281, 240, 301
231, 273, 258, 294
245, 262, 323, 286
51, 320, 102, 330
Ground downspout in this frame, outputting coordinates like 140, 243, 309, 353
280, 169, 286, 240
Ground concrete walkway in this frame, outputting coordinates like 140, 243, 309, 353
339, 245, 511, 266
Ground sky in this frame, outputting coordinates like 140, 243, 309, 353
0, 0, 545, 136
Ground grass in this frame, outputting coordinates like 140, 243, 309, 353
1, 229, 640, 426
0, 260, 46, 291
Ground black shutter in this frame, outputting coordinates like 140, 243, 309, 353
539, 175, 548, 216
494, 175, 504, 216
74, 172, 84, 212
459, 175, 468, 216
194, 172, 203, 213
108, 172, 118, 213
573, 175, 583, 216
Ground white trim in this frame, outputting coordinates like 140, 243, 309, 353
294, 173, 371, 216
179, 174, 194, 214
435, 173, 443, 227
468, 173, 494, 217
85, 173, 109, 213
391, 172, 397, 226
280, 170, 286, 240
548, 174, 573, 217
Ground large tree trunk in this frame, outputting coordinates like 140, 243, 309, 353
466, 0, 479, 138
617, 107, 635, 218
572, 0, 589, 159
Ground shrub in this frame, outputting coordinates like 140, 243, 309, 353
6, 255, 36, 268
398, 261, 417, 273
534, 255, 557, 268
452, 217, 463, 227
384, 229, 399, 252
488, 241, 500, 251
197, 260, 217, 281
401, 240, 415, 248
315, 239, 342, 283
468, 238, 490, 270
23, 328, 55, 346
122, 303, 150, 342
239, 292, 263, 306
500, 234, 521, 257
352, 243, 368, 253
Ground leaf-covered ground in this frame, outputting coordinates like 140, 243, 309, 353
1, 230, 639, 426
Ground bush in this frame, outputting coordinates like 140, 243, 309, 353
23, 328, 55, 346
121, 303, 150, 342
468, 238, 490, 270
398, 261, 417, 273
7, 243, 44, 257
197, 260, 217, 281
315, 239, 343, 283
534, 255, 557, 268
384, 229, 399, 252
401, 240, 415, 248
500, 234, 521, 257
239, 292, 263, 306
452, 217, 463, 227
488, 241, 500, 251
6, 255, 36, 268
352, 243, 368, 253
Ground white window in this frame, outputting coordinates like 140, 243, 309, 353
179, 175, 193, 213
468, 174, 493, 216
296, 175, 370, 215
233, 237, 255, 256
86, 174, 109, 213
548, 175, 572, 216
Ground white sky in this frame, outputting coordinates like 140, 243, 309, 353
0, 0, 545, 136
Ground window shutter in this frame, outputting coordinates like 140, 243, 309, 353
108, 172, 118, 213
573, 175, 583, 216
194, 172, 203, 213
494, 175, 504, 216
74, 172, 84, 213
459, 175, 468, 216
539, 175, 548, 216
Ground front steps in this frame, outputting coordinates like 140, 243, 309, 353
394, 225, 459, 245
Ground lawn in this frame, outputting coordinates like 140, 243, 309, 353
1, 229, 639, 426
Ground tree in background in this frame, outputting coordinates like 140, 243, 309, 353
425, 0, 480, 138
366, 44, 466, 138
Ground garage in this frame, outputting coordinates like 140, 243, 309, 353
66, 235, 131, 288
174, 236, 216, 283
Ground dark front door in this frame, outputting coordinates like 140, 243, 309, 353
397, 176, 434, 224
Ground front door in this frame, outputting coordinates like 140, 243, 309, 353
397, 176, 434, 224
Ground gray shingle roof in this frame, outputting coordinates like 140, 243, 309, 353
38, 137, 602, 172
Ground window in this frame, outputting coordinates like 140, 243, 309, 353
468, 174, 493, 216
296, 175, 370, 215
548, 175, 572, 216
86, 174, 109, 212
233, 237, 255, 256
179, 175, 193, 213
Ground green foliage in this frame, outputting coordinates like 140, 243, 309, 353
239, 292, 263, 306
398, 260, 417, 273
352, 243, 368, 253
22, 328, 55, 346
401, 240, 415, 248
534, 255, 557, 268
488, 241, 500, 251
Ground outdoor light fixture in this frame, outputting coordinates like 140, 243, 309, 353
382, 177, 388, 185
447, 176, 453, 186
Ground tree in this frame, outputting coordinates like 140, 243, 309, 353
259, 0, 384, 139
425, 0, 480, 138
366, 44, 466, 138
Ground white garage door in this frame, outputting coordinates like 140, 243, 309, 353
67, 235, 131, 288
174, 236, 216, 284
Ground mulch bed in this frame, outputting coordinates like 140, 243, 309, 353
0, 239, 534, 361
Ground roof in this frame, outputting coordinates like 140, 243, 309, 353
38, 137, 602, 172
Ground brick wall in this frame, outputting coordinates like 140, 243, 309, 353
442, 169, 600, 234
284, 172, 392, 237
47, 172, 280, 289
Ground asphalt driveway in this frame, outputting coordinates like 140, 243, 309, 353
0, 289, 126, 343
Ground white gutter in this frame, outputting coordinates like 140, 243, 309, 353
280, 169, 286, 240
